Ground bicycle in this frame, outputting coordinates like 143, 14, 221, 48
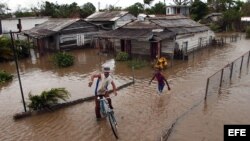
97, 94, 119, 139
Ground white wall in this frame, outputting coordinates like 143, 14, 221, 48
175, 30, 215, 52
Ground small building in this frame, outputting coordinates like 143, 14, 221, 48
85, 11, 136, 30
241, 17, 250, 31
166, 5, 190, 16
22, 18, 101, 54
150, 15, 215, 59
96, 15, 214, 60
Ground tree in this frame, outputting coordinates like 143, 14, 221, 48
125, 2, 144, 16
0, 3, 7, 14
0, 2, 11, 18
240, 2, 250, 16
40, 1, 57, 17
190, 0, 208, 21
223, 8, 241, 31
144, 0, 154, 6
80, 2, 96, 18
150, 2, 165, 15
40, 1, 80, 18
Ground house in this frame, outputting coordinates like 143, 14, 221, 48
96, 19, 175, 59
241, 17, 250, 31
22, 18, 101, 54
166, 5, 190, 16
149, 15, 215, 59
96, 15, 214, 60
85, 11, 136, 30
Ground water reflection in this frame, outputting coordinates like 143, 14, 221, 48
0, 35, 250, 141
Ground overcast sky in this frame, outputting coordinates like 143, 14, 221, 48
2, 0, 169, 12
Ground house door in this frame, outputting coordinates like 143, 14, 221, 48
150, 42, 158, 59
121, 40, 125, 51
120, 39, 131, 56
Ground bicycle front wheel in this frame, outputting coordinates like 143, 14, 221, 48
108, 112, 119, 139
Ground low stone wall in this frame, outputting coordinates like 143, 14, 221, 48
13, 81, 134, 120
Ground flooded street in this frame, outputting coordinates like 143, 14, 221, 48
0, 34, 250, 141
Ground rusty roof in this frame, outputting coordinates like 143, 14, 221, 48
22, 18, 80, 38
85, 11, 131, 22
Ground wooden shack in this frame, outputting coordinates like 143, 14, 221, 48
22, 18, 101, 54
96, 15, 215, 60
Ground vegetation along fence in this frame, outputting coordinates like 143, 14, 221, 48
205, 50, 250, 100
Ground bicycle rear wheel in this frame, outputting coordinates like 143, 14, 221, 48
108, 112, 119, 139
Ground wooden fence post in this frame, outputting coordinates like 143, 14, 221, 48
230, 62, 234, 81
239, 56, 244, 78
205, 78, 210, 100
219, 69, 224, 87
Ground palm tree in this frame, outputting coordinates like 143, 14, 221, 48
28, 88, 70, 111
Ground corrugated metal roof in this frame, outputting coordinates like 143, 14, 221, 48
97, 28, 174, 41
97, 15, 210, 40
22, 18, 80, 38
123, 20, 163, 29
85, 11, 129, 22
149, 15, 209, 33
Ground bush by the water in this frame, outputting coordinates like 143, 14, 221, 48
53, 52, 74, 67
0, 36, 31, 62
28, 88, 70, 111
246, 26, 250, 38
115, 52, 129, 61
128, 58, 148, 69
0, 70, 13, 84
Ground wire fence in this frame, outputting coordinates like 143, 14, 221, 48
205, 50, 250, 100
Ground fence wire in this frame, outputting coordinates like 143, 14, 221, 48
205, 51, 250, 100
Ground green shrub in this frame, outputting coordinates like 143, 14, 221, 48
0, 36, 32, 61
246, 26, 250, 38
28, 88, 70, 111
115, 52, 129, 61
0, 70, 13, 84
53, 52, 74, 67
127, 58, 148, 69
210, 23, 221, 32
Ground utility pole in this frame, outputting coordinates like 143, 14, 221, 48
7, 19, 27, 112
10, 30, 27, 112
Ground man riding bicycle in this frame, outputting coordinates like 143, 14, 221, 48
88, 67, 117, 120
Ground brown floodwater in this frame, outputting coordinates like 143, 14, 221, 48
0, 34, 250, 141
